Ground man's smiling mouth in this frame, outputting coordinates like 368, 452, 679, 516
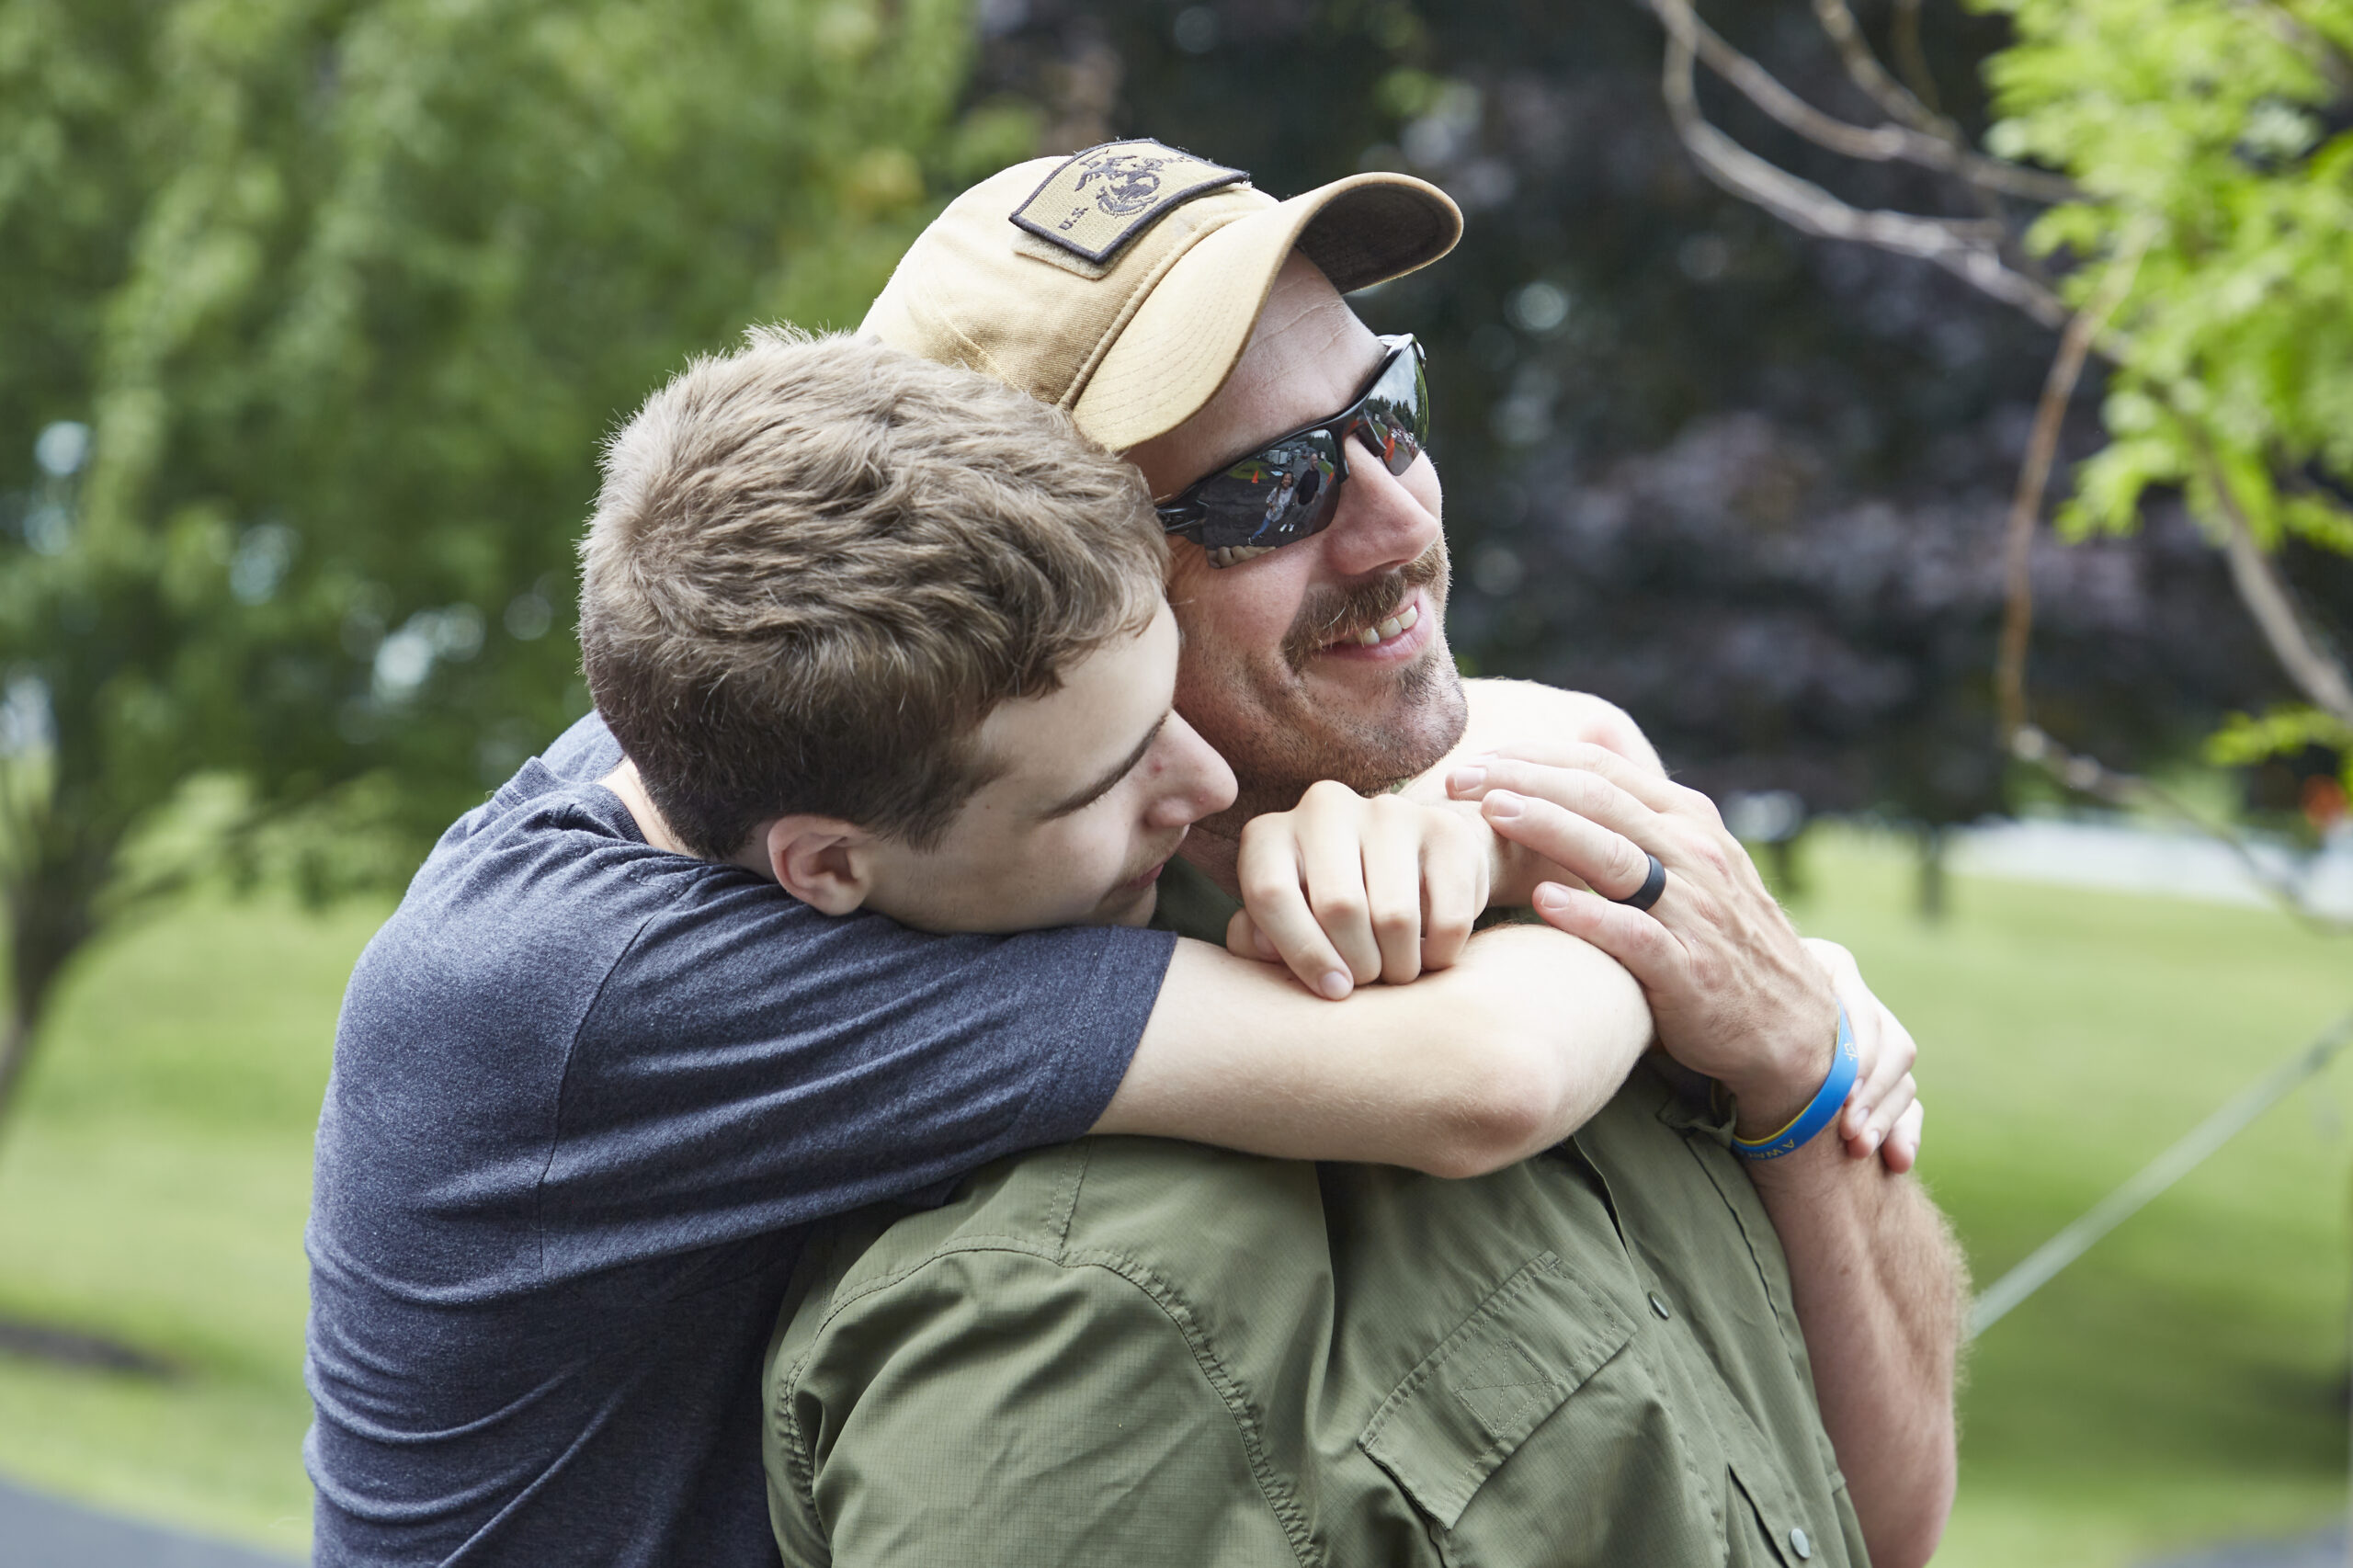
1279, 544, 1448, 672
1325, 597, 1421, 650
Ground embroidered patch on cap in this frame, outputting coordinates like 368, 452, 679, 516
1010, 141, 1248, 266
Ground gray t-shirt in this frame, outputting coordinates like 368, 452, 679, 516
305, 714, 1176, 1565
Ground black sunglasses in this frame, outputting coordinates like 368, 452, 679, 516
1154, 335, 1428, 566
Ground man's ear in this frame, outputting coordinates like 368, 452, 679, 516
751, 816, 881, 916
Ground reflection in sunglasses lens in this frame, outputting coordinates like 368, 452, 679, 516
1165, 335, 1428, 562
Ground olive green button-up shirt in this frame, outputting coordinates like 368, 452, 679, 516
763, 863, 1866, 1567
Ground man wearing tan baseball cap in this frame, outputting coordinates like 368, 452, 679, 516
767, 142, 1964, 1568
863, 141, 1460, 452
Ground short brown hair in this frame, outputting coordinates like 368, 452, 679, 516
579, 327, 1166, 858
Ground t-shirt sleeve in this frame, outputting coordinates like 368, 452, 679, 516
538, 869, 1175, 1278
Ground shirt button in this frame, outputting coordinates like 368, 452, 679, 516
1648, 1292, 1670, 1320
1790, 1526, 1813, 1560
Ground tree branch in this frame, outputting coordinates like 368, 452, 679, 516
1637, 0, 2353, 931
1890, 0, 1942, 115
1643, 0, 2081, 204
1658, 29, 2072, 329
2008, 725, 2353, 932
2183, 428, 2353, 729
1811, 0, 1949, 135
1998, 225, 2156, 739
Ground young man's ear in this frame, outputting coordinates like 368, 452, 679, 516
746, 817, 881, 915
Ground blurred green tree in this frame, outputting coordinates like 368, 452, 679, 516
985, 0, 2328, 914
1596, 0, 2353, 904
1977, 0, 2353, 763
1620, 0, 2353, 797
0, 0, 1031, 1125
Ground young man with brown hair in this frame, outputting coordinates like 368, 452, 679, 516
307, 324, 1725, 1567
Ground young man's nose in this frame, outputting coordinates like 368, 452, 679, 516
1144, 711, 1237, 826
1319, 437, 1440, 579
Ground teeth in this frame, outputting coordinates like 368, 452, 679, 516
1345, 601, 1421, 646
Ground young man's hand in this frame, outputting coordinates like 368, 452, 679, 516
1809, 937, 1926, 1171
1224, 782, 1496, 998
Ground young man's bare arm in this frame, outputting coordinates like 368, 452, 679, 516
1427, 678, 1665, 781
609, 753, 1652, 1185
1093, 924, 1651, 1179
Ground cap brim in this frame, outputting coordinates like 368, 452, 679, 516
1071, 173, 1461, 452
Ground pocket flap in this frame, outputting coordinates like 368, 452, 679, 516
1728, 1447, 1821, 1566
1357, 1251, 1638, 1529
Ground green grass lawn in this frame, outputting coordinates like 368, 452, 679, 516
1784, 828, 2353, 1567
0, 830, 2347, 1562
0, 890, 391, 1559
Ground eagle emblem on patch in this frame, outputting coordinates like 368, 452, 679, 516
1011, 140, 1248, 266
1074, 147, 1174, 215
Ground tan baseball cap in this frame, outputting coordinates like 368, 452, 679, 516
860, 141, 1462, 452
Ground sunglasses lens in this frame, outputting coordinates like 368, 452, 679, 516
1359, 345, 1427, 477
1155, 339, 1427, 563
1176, 435, 1342, 551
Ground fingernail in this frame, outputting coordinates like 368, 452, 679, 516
1484, 790, 1524, 820
1448, 765, 1486, 794
1319, 970, 1353, 1000
1532, 882, 1569, 913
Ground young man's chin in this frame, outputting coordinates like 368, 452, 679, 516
1097, 861, 1170, 928
1076, 883, 1158, 930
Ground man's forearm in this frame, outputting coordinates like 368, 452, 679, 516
1747, 1144, 1964, 1568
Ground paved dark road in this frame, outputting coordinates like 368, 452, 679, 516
0, 1476, 298, 1567
1, 1467, 2340, 1568
2147, 1527, 2347, 1568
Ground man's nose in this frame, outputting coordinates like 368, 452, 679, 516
1144, 710, 1237, 826
1321, 437, 1440, 578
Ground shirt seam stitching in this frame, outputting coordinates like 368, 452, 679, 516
527, 854, 668, 1281
777, 1236, 1318, 1567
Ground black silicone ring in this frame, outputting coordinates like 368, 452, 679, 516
1615, 853, 1667, 912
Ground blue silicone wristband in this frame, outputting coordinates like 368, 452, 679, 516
1731, 1002, 1859, 1162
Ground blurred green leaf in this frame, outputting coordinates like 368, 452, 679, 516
0, 0, 994, 1110
1981, 0, 2353, 570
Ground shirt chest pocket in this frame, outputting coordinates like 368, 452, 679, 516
1355, 1251, 1638, 1534
1356, 1250, 1828, 1568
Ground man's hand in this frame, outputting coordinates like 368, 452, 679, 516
1447, 742, 1842, 1139
1226, 781, 1495, 997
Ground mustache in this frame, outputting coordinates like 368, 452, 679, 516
1280, 539, 1450, 671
